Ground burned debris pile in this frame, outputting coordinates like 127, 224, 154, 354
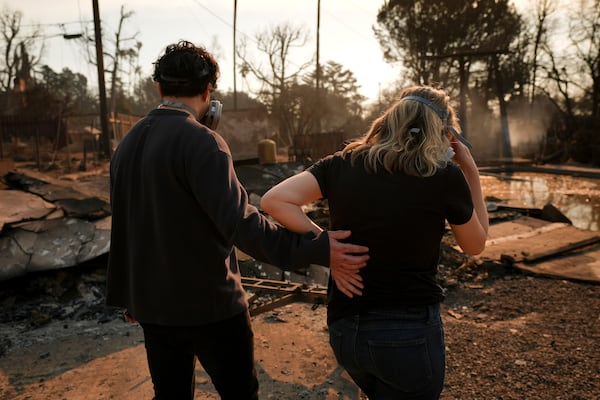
0, 172, 111, 281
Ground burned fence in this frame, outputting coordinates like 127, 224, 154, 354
0, 115, 67, 162
292, 131, 345, 161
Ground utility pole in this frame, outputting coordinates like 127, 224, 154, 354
92, 0, 111, 159
233, 0, 238, 110
315, 0, 322, 132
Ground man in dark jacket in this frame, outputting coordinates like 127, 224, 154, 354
107, 40, 368, 400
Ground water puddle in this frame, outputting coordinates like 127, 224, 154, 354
481, 172, 600, 232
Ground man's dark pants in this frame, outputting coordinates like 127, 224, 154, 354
141, 310, 259, 400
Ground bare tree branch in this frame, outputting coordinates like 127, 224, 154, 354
235, 23, 313, 146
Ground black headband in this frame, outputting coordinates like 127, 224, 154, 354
402, 95, 472, 149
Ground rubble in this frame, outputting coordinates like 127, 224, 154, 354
0, 172, 110, 281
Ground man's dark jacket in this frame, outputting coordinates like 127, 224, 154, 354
107, 108, 329, 325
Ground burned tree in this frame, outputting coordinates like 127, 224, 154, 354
374, 0, 524, 157
237, 23, 313, 147
0, 7, 43, 113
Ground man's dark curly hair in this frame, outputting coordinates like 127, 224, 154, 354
152, 40, 219, 97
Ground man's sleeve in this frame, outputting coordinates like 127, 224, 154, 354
233, 203, 330, 269
186, 136, 329, 269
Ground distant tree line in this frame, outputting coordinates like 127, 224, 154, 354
0, 1, 599, 165
373, 0, 600, 165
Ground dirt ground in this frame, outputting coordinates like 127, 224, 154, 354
0, 159, 599, 399
0, 247, 598, 400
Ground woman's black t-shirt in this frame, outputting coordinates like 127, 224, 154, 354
308, 152, 473, 325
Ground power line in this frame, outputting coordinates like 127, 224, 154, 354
188, 0, 231, 29
346, 0, 377, 17
322, 10, 374, 45
186, 0, 257, 45
185, 0, 310, 75
20, 20, 93, 28
321, 0, 382, 46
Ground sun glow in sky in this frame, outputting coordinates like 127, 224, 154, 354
5, 0, 402, 104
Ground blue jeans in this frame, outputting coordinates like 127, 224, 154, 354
141, 310, 258, 400
328, 304, 445, 400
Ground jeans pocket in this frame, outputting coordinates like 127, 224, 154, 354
367, 336, 432, 392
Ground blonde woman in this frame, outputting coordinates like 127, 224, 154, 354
261, 85, 488, 399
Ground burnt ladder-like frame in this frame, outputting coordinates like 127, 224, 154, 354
241, 277, 327, 316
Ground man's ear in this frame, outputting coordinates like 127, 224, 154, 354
157, 83, 164, 97
201, 85, 211, 102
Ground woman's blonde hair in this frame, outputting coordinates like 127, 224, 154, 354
342, 85, 461, 177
